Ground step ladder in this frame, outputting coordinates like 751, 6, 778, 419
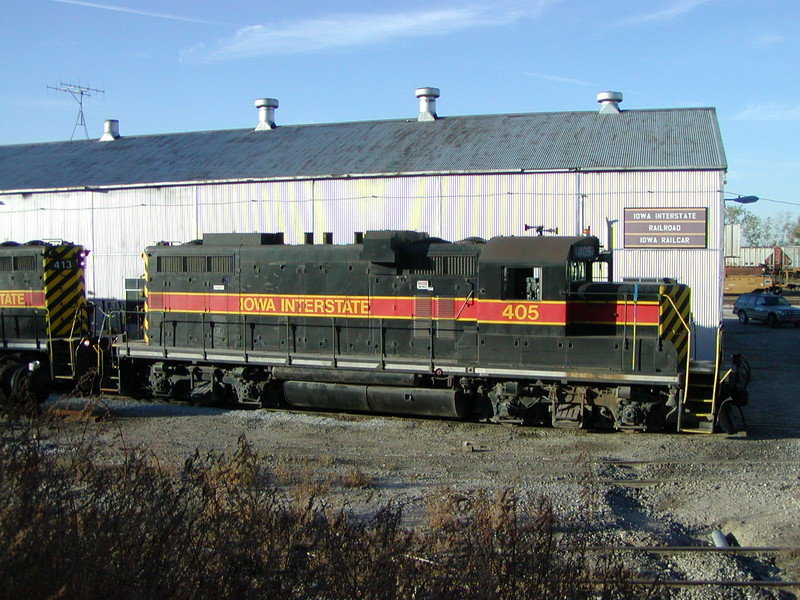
679, 360, 717, 433
49, 338, 79, 381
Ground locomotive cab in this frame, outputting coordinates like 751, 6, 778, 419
479, 235, 600, 303
0, 241, 90, 404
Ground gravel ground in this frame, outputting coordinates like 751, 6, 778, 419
42, 311, 800, 598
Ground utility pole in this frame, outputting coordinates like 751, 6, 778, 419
47, 82, 105, 140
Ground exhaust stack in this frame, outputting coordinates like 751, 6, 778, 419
597, 91, 623, 114
415, 87, 440, 121
255, 98, 279, 130
98, 119, 120, 142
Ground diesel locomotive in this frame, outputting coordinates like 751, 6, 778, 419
1, 232, 749, 432
0, 240, 95, 405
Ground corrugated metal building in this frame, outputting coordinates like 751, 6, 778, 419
0, 90, 727, 358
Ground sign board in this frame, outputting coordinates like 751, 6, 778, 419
624, 208, 707, 249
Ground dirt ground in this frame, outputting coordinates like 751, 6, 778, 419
43, 304, 800, 597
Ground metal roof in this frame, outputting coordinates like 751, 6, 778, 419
0, 108, 726, 193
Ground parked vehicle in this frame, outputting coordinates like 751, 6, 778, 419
732, 292, 800, 327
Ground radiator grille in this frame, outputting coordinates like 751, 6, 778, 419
407, 255, 476, 276
156, 255, 234, 273
0, 255, 37, 272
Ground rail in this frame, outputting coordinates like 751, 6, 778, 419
64, 305, 81, 373
631, 284, 638, 369
583, 545, 800, 591
710, 322, 723, 424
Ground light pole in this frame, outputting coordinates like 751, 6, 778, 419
725, 195, 759, 204
722, 194, 759, 265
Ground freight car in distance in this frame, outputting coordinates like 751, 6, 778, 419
115, 231, 748, 433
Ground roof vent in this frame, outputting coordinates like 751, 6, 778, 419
255, 98, 279, 130
597, 91, 623, 114
98, 119, 120, 142
415, 87, 440, 122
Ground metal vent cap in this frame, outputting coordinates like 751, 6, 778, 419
255, 97, 279, 130
415, 87, 440, 122
597, 91, 623, 114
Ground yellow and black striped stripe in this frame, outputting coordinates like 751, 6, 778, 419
659, 283, 691, 367
142, 251, 149, 343
42, 245, 88, 338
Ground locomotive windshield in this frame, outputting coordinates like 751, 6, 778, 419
567, 260, 591, 283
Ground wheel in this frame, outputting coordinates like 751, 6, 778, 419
767, 313, 778, 328
738, 311, 748, 324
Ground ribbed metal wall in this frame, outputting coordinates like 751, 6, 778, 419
586, 169, 725, 359
196, 180, 316, 240
1, 168, 724, 358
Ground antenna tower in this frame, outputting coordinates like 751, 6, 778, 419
47, 82, 105, 140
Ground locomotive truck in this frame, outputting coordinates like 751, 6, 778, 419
1, 232, 749, 432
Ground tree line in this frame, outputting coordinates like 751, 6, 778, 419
725, 205, 800, 247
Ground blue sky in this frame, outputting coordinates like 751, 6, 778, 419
1, 0, 799, 218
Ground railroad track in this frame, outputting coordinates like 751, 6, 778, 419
607, 579, 800, 590
584, 545, 800, 590
45, 405, 109, 422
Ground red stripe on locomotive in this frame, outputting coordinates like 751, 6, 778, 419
0, 290, 46, 308
147, 292, 658, 327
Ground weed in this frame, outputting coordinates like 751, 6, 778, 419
0, 417, 669, 600
338, 467, 373, 489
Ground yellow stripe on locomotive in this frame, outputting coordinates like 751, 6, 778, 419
658, 283, 691, 367
41, 244, 90, 339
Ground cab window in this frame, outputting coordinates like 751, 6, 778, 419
503, 267, 541, 300
567, 261, 590, 283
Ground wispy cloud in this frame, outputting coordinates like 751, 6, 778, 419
181, 4, 556, 63
733, 104, 800, 122
524, 72, 596, 87
610, 0, 713, 28
51, 0, 234, 26
753, 32, 783, 48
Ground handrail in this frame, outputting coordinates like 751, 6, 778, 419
454, 289, 475, 320
331, 317, 337, 366
620, 292, 629, 372
631, 284, 639, 370
710, 323, 724, 426
66, 303, 87, 375
45, 308, 55, 380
